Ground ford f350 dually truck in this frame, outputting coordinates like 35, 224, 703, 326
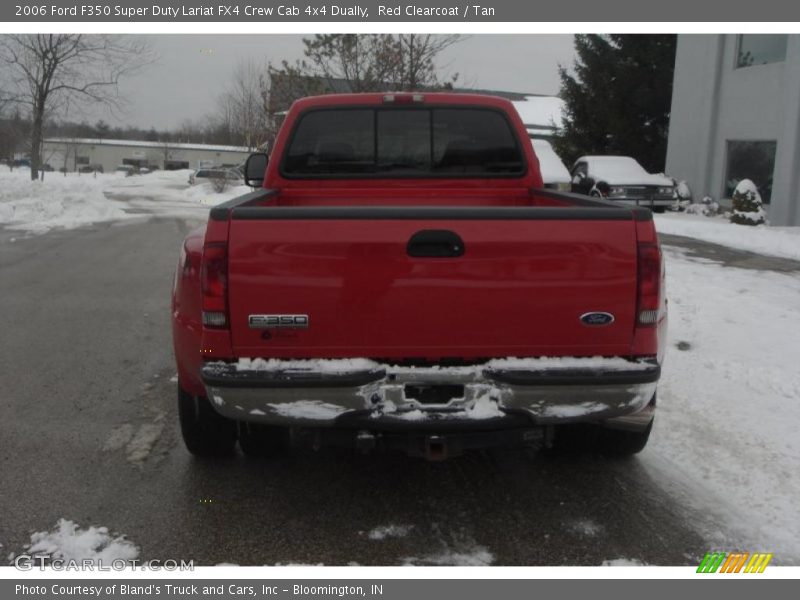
172, 93, 667, 460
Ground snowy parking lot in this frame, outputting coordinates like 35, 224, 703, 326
1, 168, 799, 565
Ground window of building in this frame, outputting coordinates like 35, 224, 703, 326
724, 140, 777, 203
164, 160, 190, 170
76, 156, 90, 165
736, 35, 788, 68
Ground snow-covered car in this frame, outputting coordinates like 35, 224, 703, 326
571, 156, 674, 213
189, 168, 243, 186
532, 140, 570, 191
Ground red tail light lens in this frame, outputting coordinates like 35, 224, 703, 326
637, 242, 661, 326
201, 243, 228, 328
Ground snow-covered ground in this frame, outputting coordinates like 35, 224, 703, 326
16, 519, 139, 565
655, 212, 800, 261
644, 245, 800, 562
0, 169, 133, 234
0, 168, 249, 235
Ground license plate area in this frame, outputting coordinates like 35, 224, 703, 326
404, 384, 465, 406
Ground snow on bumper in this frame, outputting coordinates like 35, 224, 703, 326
200, 357, 659, 431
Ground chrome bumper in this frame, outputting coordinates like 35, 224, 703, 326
201, 358, 659, 432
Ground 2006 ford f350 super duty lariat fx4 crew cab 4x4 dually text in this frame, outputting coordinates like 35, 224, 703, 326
172, 92, 667, 460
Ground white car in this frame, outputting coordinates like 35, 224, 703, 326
531, 140, 571, 191
570, 155, 674, 213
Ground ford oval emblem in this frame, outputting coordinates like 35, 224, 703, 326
580, 312, 615, 326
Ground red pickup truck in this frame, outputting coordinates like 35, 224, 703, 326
172, 93, 667, 460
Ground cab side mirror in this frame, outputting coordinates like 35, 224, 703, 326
244, 153, 268, 187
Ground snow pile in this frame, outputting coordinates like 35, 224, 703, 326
483, 356, 653, 372
266, 400, 348, 420
401, 544, 493, 566
512, 96, 565, 130
366, 524, 413, 540
566, 519, 604, 537
655, 213, 800, 261
236, 357, 380, 373
542, 401, 607, 419
643, 246, 800, 561
465, 393, 504, 419
25, 519, 139, 564
103, 170, 250, 209
235, 356, 652, 375
0, 170, 131, 234
675, 180, 692, 201
180, 181, 250, 207
683, 195, 720, 217
531, 139, 570, 185
601, 558, 646, 566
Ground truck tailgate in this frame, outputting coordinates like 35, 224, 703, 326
226, 207, 638, 359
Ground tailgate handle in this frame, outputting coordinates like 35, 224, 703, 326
407, 230, 465, 258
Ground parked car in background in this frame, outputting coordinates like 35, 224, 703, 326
189, 168, 244, 185
570, 156, 674, 213
39, 163, 54, 172
532, 140, 570, 191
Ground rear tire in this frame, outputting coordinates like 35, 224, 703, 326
238, 422, 290, 458
178, 384, 237, 457
596, 420, 653, 456
652, 206, 667, 214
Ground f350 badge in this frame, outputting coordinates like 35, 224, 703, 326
580, 312, 615, 326
249, 314, 309, 329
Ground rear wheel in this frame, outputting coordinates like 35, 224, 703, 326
652, 206, 667, 214
178, 384, 237, 457
238, 422, 290, 458
596, 420, 653, 456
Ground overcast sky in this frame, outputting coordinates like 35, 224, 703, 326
105, 35, 576, 130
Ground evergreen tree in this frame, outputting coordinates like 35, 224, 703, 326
554, 35, 677, 173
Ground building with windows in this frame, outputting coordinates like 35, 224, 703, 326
665, 34, 800, 225
41, 138, 251, 174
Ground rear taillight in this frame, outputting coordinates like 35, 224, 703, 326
637, 242, 662, 327
201, 242, 228, 328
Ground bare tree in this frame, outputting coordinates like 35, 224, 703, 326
217, 58, 270, 150
275, 34, 463, 96
0, 34, 154, 180
300, 34, 402, 92
394, 34, 462, 90
0, 109, 29, 169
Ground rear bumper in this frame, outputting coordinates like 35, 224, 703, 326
201, 358, 659, 432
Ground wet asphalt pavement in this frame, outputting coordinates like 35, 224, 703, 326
0, 214, 733, 567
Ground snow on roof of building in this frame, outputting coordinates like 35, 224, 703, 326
43, 138, 251, 153
511, 96, 565, 130
532, 139, 570, 183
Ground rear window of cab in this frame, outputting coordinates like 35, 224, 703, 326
281, 107, 526, 178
